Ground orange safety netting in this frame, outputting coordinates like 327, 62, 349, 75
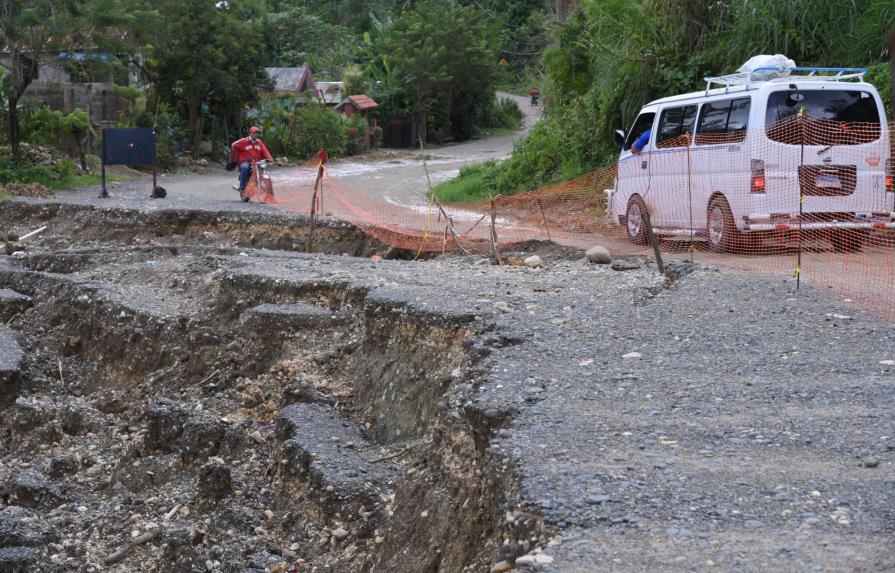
261, 119, 895, 318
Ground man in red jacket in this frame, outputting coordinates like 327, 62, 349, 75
231, 126, 272, 193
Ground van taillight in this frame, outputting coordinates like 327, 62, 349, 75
886, 158, 893, 192
751, 159, 766, 193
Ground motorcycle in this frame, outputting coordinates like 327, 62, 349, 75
237, 159, 275, 203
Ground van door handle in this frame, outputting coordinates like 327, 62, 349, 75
641, 160, 648, 170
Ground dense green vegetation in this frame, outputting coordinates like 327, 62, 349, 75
436, 0, 895, 202
1, 0, 542, 185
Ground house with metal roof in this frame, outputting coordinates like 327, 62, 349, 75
336, 95, 380, 147
264, 64, 315, 95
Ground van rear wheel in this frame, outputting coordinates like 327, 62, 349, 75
707, 196, 741, 253
625, 195, 649, 245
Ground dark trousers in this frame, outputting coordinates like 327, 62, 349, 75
238, 161, 253, 190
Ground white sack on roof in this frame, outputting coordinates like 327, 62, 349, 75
737, 55, 796, 81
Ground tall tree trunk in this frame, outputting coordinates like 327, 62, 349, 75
8, 94, 21, 164
414, 98, 426, 147
187, 97, 203, 159
76, 135, 88, 172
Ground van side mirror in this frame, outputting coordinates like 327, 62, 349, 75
613, 130, 626, 149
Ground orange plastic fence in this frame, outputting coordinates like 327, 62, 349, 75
265, 118, 895, 317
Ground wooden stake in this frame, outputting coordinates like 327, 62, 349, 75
308, 164, 324, 253
433, 200, 470, 255
641, 208, 665, 275
489, 198, 502, 266
537, 198, 551, 241
104, 530, 160, 565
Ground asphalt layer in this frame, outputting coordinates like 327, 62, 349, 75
223, 251, 894, 572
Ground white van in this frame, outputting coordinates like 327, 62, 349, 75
608, 67, 894, 252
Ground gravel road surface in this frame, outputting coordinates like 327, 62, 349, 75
228, 251, 895, 571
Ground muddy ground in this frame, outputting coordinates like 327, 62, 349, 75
0, 197, 893, 573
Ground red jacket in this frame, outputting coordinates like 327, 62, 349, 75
231, 137, 272, 164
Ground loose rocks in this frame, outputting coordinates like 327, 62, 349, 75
0, 546, 40, 572
523, 255, 544, 268
198, 460, 232, 502
611, 257, 642, 271
4, 470, 64, 508
144, 397, 189, 453
585, 245, 612, 264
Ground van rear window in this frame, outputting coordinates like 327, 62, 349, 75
765, 90, 881, 145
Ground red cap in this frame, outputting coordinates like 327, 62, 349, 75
249, 126, 261, 134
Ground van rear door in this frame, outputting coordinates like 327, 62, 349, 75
764, 88, 888, 219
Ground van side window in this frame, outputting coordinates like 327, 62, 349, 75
623, 112, 656, 151
695, 97, 751, 145
657, 105, 697, 148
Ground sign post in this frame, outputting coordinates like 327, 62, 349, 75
100, 128, 160, 198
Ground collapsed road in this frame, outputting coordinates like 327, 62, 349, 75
0, 197, 892, 573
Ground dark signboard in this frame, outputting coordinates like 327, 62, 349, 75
100, 128, 162, 198
103, 128, 156, 166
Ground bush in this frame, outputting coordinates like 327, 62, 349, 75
345, 114, 368, 155
248, 95, 294, 156
0, 155, 76, 187
287, 103, 347, 159
115, 106, 183, 171
478, 96, 524, 132
21, 106, 64, 146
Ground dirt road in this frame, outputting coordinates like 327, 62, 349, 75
154, 91, 540, 207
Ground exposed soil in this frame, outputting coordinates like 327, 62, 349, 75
0, 181, 892, 573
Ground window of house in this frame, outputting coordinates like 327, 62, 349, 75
18, 56, 39, 81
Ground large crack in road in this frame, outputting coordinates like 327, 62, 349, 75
0, 203, 892, 572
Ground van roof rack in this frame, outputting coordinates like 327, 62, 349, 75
704, 67, 868, 94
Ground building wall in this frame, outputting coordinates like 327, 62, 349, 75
20, 82, 126, 125
0, 54, 71, 83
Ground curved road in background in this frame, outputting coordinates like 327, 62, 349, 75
155, 91, 541, 206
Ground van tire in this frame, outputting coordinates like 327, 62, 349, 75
625, 195, 649, 245
830, 230, 866, 253
707, 196, 740, 253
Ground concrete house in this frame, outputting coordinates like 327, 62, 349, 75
0, 50, 138, 125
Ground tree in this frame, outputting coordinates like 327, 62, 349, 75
342, 65, 367, 95
383, 0, 497, 143
59, 109, 91, 171
0, 1, 77, 162
0, 0, 137, 163
267, 5, 360, 76
129, 0, 271, 157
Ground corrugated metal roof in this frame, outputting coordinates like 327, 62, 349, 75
265, 65, 308, 92
315, 81, 344, 105
338, 94, 379, 111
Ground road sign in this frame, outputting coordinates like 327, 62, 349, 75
100, 128, 161, 198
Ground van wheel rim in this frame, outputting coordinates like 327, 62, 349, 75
627, 203, 643, 238
708, 205, 725, 247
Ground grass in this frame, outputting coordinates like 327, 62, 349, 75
55, 172, 122, 190
431, 163, 497, 204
